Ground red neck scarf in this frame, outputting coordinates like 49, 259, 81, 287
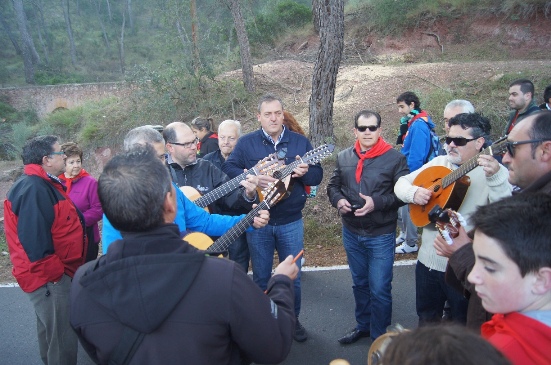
354, 137, 393, 183
58, 169, 89, 194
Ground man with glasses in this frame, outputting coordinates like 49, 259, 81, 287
4, 135, 86, 365
394, 113, 512, 327
223, 94, 324, 342
435, 111, 551, 331
327, 110, 408, 344
163, 121, 258, 215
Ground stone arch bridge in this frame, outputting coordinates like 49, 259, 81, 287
0, 82, 134, 118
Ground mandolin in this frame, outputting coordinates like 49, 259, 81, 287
409, 137, 507, 227
184, 180, 288, 253
181, 153, 283, 211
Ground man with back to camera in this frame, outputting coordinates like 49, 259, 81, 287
395, 91, 434, 254
327, 110, 409, 344
4, 135, 86, 365
434, 110, 551, 331
70, 145, 299, 365
203, 119, 250, 272
223, 94, 324, 342
503, 78, 541, 135
102, 126, 269, 253
394, 112, 512, 327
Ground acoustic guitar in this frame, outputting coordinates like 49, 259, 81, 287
271, 144, 335, 181
409, 137, 507, 227
184, 180, 288, 253
181, 153, 283, 211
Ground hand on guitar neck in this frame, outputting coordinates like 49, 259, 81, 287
241, 174, 259, 200
432, 208, 471, 258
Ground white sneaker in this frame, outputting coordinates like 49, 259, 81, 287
300, 257, 305, 266
395, 242, 418, 254
395, 232, 406, 245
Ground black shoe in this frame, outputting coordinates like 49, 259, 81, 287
338, 328, 370, 344
294, 318, 308, 342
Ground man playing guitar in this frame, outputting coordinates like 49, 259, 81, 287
394, 113, 512, 327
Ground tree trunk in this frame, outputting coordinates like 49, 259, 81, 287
311, 0, 320, 34
226, 0, 255, 92
105, 0, 112, 21
308, 0, 344, 146
175, 18, 190, 53
127, 0, 134, 32
190, 0, 200, 75
96, 0, 110, 52
60, 0, 77, 67
12, 0, 36, 83
118, 0, 127, 74
0, 10, 21, 55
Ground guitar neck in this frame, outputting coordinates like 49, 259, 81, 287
441, 139, 507, 188
206, 201, 268, 253
194, 169, 253, 208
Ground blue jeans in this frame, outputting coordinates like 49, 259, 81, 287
415, 261, 468, 326
247, 219, 303, 317
342, 227, 395, 339
227, 232, 250, 273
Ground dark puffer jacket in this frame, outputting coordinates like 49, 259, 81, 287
70, 224, 296, 365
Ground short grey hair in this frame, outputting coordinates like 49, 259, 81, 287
123, 126, 165, 151
257, 94, 284, 113
444, 100, 475, 114
218, 119, 242, 137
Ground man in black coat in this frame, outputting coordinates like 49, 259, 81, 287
70, 145, 299, 365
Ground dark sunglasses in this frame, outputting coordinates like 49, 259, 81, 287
356, 125, 379, 132
445, 136, 478, 147
505, 139, 551, 157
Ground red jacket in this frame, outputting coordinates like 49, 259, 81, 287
482, 312, 551, 365
4, 164, 86, 292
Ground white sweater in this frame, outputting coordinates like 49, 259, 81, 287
394, 155, 512, 272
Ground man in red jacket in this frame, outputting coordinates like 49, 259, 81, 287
4, 135, 86, 365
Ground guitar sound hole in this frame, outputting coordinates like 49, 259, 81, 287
433, 185, 441, 192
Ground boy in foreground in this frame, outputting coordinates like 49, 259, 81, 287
468, 192, 551, 365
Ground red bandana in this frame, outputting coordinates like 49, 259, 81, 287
355, 138, 393, 183
58, 169, 90, 194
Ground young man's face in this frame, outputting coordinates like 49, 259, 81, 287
354, 115, 381, 151
468, 230, 540, 314
508, 85, 531, 111
397, 101, 415, 116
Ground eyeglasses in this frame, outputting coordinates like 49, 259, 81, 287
169, 138, 198, 149
505, 139, 551, 157
356, 125, 379, 132
445, 136, 478, 147
49, 151, 65, 156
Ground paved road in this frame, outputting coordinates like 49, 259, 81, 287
0, 262, 417, 365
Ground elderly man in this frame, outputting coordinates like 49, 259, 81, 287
394, 113, 512, 327
223, 94, 324, 342
504, 79, 541, 135
203, 120, 251, 271
4, 135, 86, 365
70, 145, 298, 365
435, 110, 551, 331
102, 126, 268, 254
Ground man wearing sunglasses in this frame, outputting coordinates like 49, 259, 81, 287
4, 135, 86, 365
163, 121, 258, 215
328, 110, 409, 344
433, 111, 551, 331
394, 113, 512, 327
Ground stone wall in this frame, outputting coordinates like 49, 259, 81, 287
0, 82, 135, 117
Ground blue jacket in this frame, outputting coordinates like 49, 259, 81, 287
102, 183, 246, 253
400, 116, 435, 172
223, 128, 323, 225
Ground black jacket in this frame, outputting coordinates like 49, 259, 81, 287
166, 157, 252, 214
70, 224, 295, 365
327, 146, 409, 236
